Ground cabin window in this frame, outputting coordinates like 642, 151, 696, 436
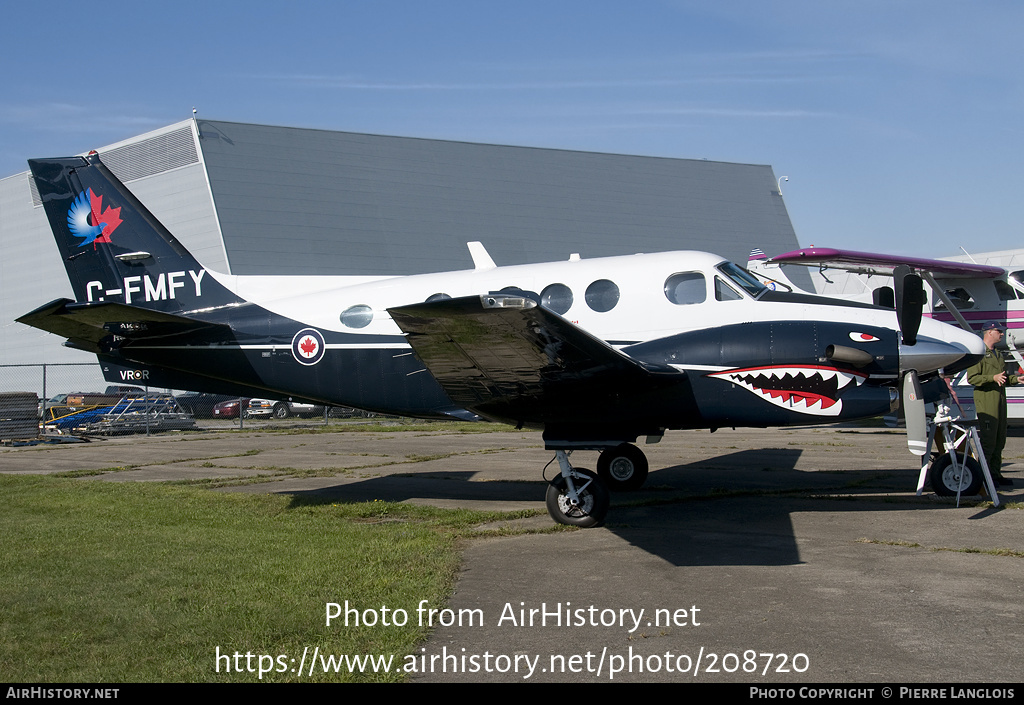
934, 287, 975, 311
714, 276, 742, 301
664, 272, 706, 305
585, 279, 619, 312
425, 293, 452, 302
541, 283, 573, 314
340, 304, 373, 328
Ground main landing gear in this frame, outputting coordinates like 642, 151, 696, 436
544, 443, 651, 526
596, 442, 649, 491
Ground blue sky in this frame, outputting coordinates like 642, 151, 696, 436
3, 1, 1020, 258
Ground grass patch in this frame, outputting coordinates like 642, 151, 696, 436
857, 537, 1023, 558
50, 466, 136, 478
0, 475, 535, 682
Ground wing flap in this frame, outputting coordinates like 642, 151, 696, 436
388, 295, 679, 410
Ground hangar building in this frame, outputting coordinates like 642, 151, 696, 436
0, 119, 806, 393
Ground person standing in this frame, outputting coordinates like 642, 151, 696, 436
967, 322, 1017, 486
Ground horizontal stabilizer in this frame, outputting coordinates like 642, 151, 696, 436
17, 299, 229, 350
389, 295, 679, 410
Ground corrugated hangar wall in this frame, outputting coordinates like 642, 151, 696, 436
196, 120, 805, 278
2, 118, 807, 394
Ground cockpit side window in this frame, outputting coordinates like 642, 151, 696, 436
664, 272, 706, 305
716, 262, 768, 298
715, 276, 742, 301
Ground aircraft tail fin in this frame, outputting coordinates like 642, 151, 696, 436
28, 154, 242, 313
747, 249, 804, 294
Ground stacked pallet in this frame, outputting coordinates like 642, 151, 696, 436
1, 392, 40, 441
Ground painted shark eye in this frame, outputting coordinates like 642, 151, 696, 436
850, 332, 880, 342
341, 305, 373, 328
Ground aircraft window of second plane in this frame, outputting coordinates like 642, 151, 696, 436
994, 279, 1020, 302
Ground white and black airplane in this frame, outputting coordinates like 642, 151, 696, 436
18, 154, 986, 526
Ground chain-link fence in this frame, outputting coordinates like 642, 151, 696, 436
0, 363, 377, 440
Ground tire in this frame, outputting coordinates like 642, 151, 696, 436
597, 443, 649, 491
930, 455, 983, 496
273, 403, 291, 419
545, 468, 609, 527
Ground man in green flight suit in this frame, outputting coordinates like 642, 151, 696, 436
967, 322, 1017, 486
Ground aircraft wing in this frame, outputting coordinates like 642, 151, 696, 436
388, 295, 681, 412
770, 247, 1005, 279
17, 298, 229, 353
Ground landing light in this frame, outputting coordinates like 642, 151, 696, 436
115, 251, 152, 262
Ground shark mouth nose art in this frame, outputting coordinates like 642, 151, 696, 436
707, 365, 867, 416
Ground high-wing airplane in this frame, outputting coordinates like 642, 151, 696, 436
749, 247, 1024, 418
18, 154, 986, 526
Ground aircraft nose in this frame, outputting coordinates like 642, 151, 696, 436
899, 328, 985, 375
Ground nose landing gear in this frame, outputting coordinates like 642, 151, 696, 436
546, 451, 610, 527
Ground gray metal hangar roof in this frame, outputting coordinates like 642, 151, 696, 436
195, 119, 802, 277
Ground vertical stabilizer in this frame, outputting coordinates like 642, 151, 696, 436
29, 154, 241, 313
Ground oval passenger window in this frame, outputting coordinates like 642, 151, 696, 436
585, 279, 619, 312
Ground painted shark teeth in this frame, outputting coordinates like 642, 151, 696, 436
707, 365, 866, 417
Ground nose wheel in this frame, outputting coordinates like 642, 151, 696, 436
930, 454, 982, 496
546, 452, 609, 527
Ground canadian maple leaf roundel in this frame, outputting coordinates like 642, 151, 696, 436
291, 328, 326, 366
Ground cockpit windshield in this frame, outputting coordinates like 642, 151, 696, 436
717, 262, 768, 299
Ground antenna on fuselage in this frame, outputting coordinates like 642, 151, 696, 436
467, 241, 496, 270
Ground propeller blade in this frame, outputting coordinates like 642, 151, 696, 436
893, 264, 924, 346
903, 371, 927, 456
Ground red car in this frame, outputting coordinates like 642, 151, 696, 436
212, 398, 249, 419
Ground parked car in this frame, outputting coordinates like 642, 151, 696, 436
177, 393, 251, 418
246, 398, 325, 419
212, 398, 249, 419
104, 385, 145, 396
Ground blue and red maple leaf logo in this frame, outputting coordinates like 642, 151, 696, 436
67, 188, 123, 247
